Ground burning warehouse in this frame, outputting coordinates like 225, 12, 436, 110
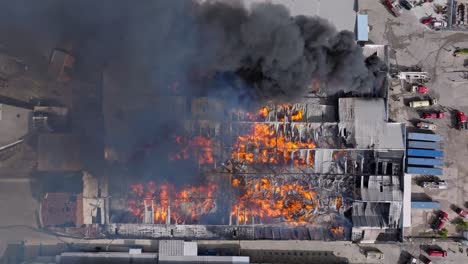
28, 1, 404, 243
94, 95, 404, 242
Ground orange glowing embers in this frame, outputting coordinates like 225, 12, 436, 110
277, 104, 304, 122
231, 178, 319, 225
232, 123, 315, 165
170, 136, 214, 164
128, 181, 217, 224
331, 226, 344, 234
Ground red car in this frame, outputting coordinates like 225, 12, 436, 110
423, 112, 445, 119
433, 211, 448, 230
433, 219, 445, 230
457, 111, 467, 122
457, 111, 467, 130
427, 249, 447, 257
411, 84, 428, 93
421, 17, 435, 24
439, 211, 448, 220
456, 208, 467, 218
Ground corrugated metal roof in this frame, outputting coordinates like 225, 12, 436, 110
159, 255, 250, 264
407, 140, 441, 149
407, 167, 443, 175
358, 176, 403, 202
183, 242, 197, 256
40, 193, 77, 227
357, 14, 369, 41
362, 45, 387, 61
59, 252, 158, 264
407, 149, 444, 158
338, 98, 405, 149
159, 240, 185, 256
402, 174, 412, 228
411, 201, 440, 209
407, 133, 443, 142
407, 157, 443, 166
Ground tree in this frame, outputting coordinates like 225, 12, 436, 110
454, 219, 468, 232
439, 228, 448, 238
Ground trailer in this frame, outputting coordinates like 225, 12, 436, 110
407, 133, 443, 142
397, 72, 430, 82
407, 166, 443, 175
407, 157, 443, 166
407, 149, 444, 158
407, 141, 441, 150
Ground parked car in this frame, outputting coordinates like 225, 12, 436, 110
400, 0, 413, 10
433, 218, 445, 230
432, 20, 447, 29
384, 0, 403, 17
422, 181, 447, 189
433, 211, 448, 230
438, 211, 449, 220
422, 112, 445, 119
456, 111, 467, 130
456, 208, 468, 218
411, 84, 428, 93
420, 255, 432, 264
417, 121, 437, 130
426, 249, 447, 257
421, 17, 435, 25
365, 249, 384, 259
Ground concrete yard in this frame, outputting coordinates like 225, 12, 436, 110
362, 0, 468, 241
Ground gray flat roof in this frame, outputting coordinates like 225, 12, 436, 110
244, 0, 356, 32
338, 98, 405, 150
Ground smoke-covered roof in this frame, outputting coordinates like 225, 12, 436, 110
244, 0, 357, 32
0, 104, 31, 147
338, 98, 405, 150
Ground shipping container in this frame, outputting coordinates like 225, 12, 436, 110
407, 133, 443, 142
407, 167, 443, 175
407, 157, 443, 166
407, 149, 444, 158
411, 201, 440, 209
407, 141, 441, 149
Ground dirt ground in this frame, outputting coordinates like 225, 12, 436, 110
362, 0, 468, 241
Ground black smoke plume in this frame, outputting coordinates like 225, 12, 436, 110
0, 0, 381, 103
0, 0, 384, 165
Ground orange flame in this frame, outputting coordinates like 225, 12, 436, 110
331, 227, 344, 234
128, 182, 217, 224
170, 136, 214, 164
231, 178, 319, 225
232, 123, 315, 165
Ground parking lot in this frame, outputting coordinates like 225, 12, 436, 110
362, 0, 468, 243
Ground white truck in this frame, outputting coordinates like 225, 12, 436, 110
409, 98, 437, 108
422, 181, 448, 189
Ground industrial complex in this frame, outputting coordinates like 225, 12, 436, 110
0, 1, 467, 264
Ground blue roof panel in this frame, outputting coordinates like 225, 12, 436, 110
411, 201, 440, 209
407, 141, 441, 150
407, 133, 443, 142
357, 14, 368, 41
407, 166, 443, 175
407, 149, 444, 157
407, 158, 443, 166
